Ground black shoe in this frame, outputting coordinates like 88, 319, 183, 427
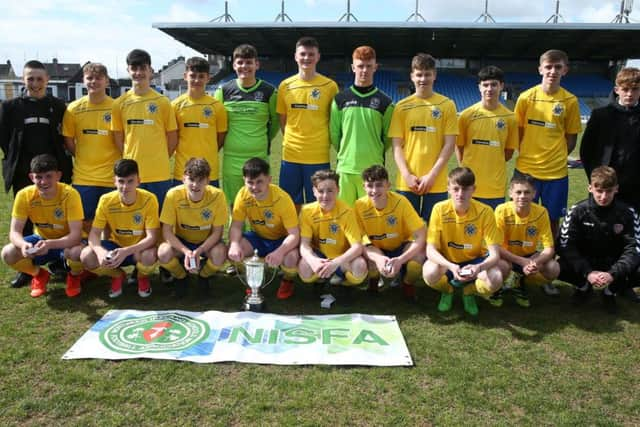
621, 287, 640, 303
127, 268, 138, 287
48, 259, 68, 280
572, 286, 592, 306
10, 272, 31, 288
174, 277, 188, 298
602, 292, 618, 314
159, 267, 174, 284
197, 276, 210, 297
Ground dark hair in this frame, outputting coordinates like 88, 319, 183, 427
411, 53, 436, 71
184, 158, 211, 180
477, 65, 504, 83
311, 169, 339, 187
185, 57, 210, 73
540, 49, 569, 65
30, 154, 58, 173
361, 165, 389, 183
233, 44, 258, 59
114, 159, 139, 178
510, 173, 536, 189
296, 36, 320, 50
126, 49, 152, 66
242, 157, 270, 179
590, 166, 618, 188
448, 167, 475, 187
24, 60, 46, 71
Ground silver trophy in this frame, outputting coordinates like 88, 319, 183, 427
238, 249, 277, 312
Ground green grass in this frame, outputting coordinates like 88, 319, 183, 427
0, 136, 638, 426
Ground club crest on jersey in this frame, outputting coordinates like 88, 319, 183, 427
613, 223, 624, 234
526, 226, 537, 237
552, 103, 564, 116
496, 118, 506, 130
329, 223, 339, 234
264, 209, 273, 220
464, 223, 477, 236
103, 112, 112, 124
133, 213, 143, 225
370, 97, 380, 109
386, 215, 397, 226
203, 107, 213, 118
254, 91, 264, 102
201, 209, 212, 220
310, 88, 321, 100
147, 102, 158, 114
431, 107, 441, 119
54, 208, 64, 220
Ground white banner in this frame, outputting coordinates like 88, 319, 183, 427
62, 310, 413, 366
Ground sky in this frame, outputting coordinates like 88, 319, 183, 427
1, 0, 638, 79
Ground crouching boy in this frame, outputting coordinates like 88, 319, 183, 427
158, 158, 228, 297
422, 167, 503, 315
228, 157, 300, 299
557, 166, 640, 313
354, 165, 426, 300
1, 154, 84, 297
80, 159, 159, 298
298, 170, 367, 299
495, 174, 560, 307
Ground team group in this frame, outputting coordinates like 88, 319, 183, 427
1, 36, 639, 315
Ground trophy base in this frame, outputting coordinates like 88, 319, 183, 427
243, 300, 266, 312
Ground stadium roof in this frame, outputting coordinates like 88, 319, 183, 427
153, 22, 640, 61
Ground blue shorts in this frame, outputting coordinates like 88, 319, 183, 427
243, 231, 285, 258
313, 249, 345, 279
101, 240, 136, 267
446, 256, 486, 284
279, 160, 330, 205
73, 185, 114, 220
397, 191, 447, 222
24, 234, 64, 266
139, 180, 173, 212
513, 169, 568, 221
473, 197, 503, 211
171, 179, 219, 188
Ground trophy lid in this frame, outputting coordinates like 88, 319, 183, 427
244, 249, 262, 267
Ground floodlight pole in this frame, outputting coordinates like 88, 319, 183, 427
545, 0, 565, 23
612, 0, 633, 23
338, 0, 358, 22
474, 0, 496, 23
275, 0, 293, 22
211, 0, 235, 23
407, 0, 426, 22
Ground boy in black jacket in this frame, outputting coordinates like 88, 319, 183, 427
557, 166, 640, 313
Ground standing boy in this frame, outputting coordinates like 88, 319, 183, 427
80, 159, 159, 298
277, 37, 339, 209
557, 166, 640, 314
389, 53, 458, 221
228, 157, 300, 299
495, 174, 560, 307
172, 57, 227, 188
456, 65, 518, 209
422, 167, 503, 316
329, 46, 394, 205
1, 155, 84, 298
298, 170, 367, 298
0, 60, 73, 287
158, 158, 228, 297
354, 165, 426, 300
111, 49, 177, 208
215, 44, 278, 205
63, 62, 120, 233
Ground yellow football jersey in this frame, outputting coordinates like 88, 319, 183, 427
427, 198, 502, 263
276, 73, 338, 164
171, 93, 228, 181
388, 93, 458, 192
300, 199, 362, 259
495, 201, 554, 257
111, 89, 178, 182
160, 184, 228, 244
93, 188, 160, 248
457, 102, 518, 199
12, 183, 84, 240
355, 191, 425, 251
232, 184, 298, 240
514, 85, 582, 179
62, 95, 120, 187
